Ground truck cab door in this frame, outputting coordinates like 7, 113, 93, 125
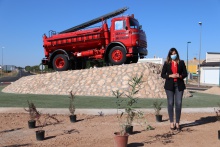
112, 20, 130, 44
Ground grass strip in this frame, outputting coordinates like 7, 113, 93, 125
0, 86, 219, 109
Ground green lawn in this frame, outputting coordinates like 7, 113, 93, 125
0, 86, 219, 109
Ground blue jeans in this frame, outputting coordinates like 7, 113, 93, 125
165, 82, 184, 123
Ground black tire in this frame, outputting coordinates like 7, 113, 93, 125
52, 54, 69, 71
108, 46, 126, 65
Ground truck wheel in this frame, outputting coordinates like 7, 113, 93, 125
53, 54, 69, 71
108, 46, 126, 65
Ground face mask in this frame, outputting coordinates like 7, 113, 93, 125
171, 54, 177, 60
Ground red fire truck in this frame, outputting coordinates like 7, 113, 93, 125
42, 7, 148, 71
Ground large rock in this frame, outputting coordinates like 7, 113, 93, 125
2, 62, 192, 98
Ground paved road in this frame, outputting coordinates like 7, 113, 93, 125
0, 69, 34, 84
0, 107, 216, 115
186, 86, 209, 91
186, 84, 212, 91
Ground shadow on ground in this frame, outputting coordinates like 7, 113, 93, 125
181, 116, 217, 128
0, 128, 23, 133
2, 144, 31, 147
128, 143, 144, 147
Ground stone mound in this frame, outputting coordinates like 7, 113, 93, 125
2, 62, 192, 98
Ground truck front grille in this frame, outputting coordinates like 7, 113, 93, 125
139, 40, 147, 48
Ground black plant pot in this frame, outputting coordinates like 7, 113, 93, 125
156, 115, 163, 122
218, 130, 220, 140
28, 120, 36, 129
36, 130, 45, 141
69, 115, 77, 123
125, 125, 133, 134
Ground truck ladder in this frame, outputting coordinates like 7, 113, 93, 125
59, 7, 128, 34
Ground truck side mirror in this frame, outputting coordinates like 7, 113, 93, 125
125, 26, 128, 30
139, 25, 142, 30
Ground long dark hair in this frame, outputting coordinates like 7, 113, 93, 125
166, 48, 180, 63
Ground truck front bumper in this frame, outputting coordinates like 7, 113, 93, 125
42, 58, 49, 65
132, 47, 148, 58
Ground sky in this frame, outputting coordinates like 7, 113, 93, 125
0, 0, 220, 67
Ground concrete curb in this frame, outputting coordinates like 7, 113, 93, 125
0, 82, 13, 84
0, 107, 216, 115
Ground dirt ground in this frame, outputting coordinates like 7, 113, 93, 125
0, 86, 220, 147
0, 112, 219, 147
198, 86, 220, 95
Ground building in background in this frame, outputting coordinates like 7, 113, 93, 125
200, 52, 220, 85
187, 57, 200, 74
138, 57, 165, 65
2, 65, 16, 72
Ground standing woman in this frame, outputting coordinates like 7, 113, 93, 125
161, 48, 187, 131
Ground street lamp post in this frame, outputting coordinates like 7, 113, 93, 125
219, 60, 220, 87
198, 22, 202, 87
186, 41, 191, 84
1, 47, 4, 77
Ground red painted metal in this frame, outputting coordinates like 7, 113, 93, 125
111, 50, 123, 62
55, 57, 65, 69
42, 7, 148, 71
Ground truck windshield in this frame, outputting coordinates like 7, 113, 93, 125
129, 18, 139, 29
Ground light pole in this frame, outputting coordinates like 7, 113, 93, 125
219, 60, 220, 87
198, 22, 202, 87
212, 57, 220, 87
1, 47, 4, 77
217, 57, 220, 87
186, 41, 191, 84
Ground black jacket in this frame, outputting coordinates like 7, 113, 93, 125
161, 60, 187, 91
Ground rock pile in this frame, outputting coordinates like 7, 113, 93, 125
2, 62, 192, 98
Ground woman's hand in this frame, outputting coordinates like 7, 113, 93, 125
169, 73, 180, 78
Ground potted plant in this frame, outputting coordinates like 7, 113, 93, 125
68, 91, 77, 123
124, 74, 143, 134
24, 100, 41, 129
36, 113, 60, 141
113, 90, 129, 147
112, 75, 143, 147
153, 100, 163, 122
36, 125, 45, 141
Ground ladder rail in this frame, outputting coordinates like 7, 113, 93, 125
59, 7, 128, 34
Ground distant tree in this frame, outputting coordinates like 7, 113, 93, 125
44, 65, 54, 72
17, 66, 23, 70
32, 65, 40, 72
25, 66, 31, 71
